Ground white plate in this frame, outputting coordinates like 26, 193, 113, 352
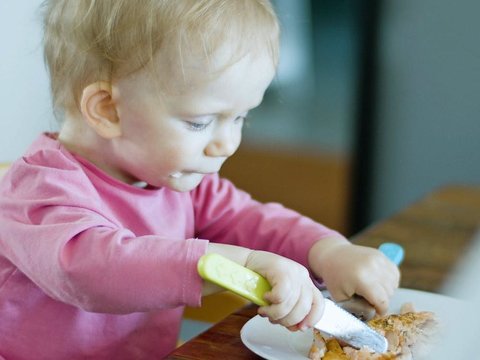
240, 288, 461, 360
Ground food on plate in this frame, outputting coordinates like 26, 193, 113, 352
308, 303, 438, 360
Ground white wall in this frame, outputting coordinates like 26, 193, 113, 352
370, 0, 480, 222
0, 0, 56, 162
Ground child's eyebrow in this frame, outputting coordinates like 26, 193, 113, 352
179, 98, 263, 119
181, 112, 244, 121
182, 107, 255, 119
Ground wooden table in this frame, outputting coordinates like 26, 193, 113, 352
167, 185, 480, 359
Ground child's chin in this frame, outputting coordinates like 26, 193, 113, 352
170, 174, 204, 192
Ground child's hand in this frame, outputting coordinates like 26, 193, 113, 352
309, 237, 400, 315
245, 250, 324, 331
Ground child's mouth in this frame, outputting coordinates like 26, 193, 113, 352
169, 172, 183, 179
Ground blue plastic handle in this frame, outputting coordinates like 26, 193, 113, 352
378, 242, 404, 266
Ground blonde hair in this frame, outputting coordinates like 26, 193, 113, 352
41, 0, 280, 115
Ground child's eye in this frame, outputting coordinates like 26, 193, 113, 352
185, 121, 211, 132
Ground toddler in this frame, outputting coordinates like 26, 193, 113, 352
0, 0, 399, 359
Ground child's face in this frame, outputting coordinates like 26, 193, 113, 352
111, 48, 276, 192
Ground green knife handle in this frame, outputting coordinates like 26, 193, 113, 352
197, 253, 272, 306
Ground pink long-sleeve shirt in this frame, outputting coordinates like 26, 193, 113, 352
0, 133, 339, 359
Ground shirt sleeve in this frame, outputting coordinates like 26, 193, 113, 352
191, 174, 342, 268
0, 156, 208, 313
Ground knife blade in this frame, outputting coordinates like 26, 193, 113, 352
197, 253, 388, 353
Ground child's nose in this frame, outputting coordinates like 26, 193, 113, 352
204, 123, 241, 157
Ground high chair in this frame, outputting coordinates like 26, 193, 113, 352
0, 162, 250, 344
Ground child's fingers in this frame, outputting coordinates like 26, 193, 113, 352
286, 324, 301, 332
297, 288, 325, 330
261, 287, 299, 322
379, 255, 400, 280
263, 279, 292, 304
389, 264, 401, 290
385, 273, 399, 297
274, 285, 313, 327
371, 262, 400, 298
328, 285, 354, 303
359, 283, 390, 315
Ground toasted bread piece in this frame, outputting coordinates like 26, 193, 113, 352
309, 310, 437, 360
309, 335, 350, 360
368, 311, 437, 358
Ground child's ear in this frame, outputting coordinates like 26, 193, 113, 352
80, 82, 121, 139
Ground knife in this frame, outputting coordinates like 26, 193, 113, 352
197, 253, 388, 353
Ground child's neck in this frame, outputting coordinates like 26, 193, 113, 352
58, 116, 136, 185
